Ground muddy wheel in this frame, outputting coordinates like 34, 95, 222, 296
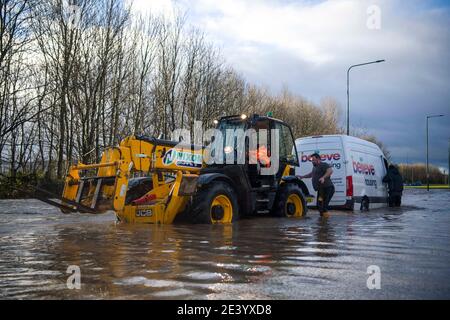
272, 183, 307, 218
188, 181, 239, 224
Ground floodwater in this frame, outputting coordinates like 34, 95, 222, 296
0, 189, 449, 300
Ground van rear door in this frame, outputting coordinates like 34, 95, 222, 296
295, 137, 346, 206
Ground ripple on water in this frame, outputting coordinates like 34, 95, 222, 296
152, 288, 194, 297
215, 262, 240, 268
115, 276, 181, 288
217, 245, 238, 250
185, 271, 225, 281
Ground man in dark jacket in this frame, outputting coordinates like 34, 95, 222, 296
383, 165, 404, 207
298, 153, 334, 217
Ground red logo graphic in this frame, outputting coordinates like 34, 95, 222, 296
352, 161, 375, 175
301, 153, 341, 162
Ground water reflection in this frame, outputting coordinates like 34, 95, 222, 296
1, 190, 450, 299
314, 218, 337, 258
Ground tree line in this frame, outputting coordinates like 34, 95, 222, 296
4, 1, 447, 198
398, 163, 447, 185
0, 0, 343, 185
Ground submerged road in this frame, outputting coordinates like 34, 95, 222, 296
0, 189, 449, 299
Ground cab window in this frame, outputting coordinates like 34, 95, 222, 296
274, 122, 298, 165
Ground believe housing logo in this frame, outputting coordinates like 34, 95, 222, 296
353, 161, 375, 175
301, 153, 341, 162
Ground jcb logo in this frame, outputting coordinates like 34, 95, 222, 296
136, 209, 153, 217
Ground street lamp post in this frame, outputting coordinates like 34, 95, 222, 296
347, 60, 385, 136
426, 114, 444, 191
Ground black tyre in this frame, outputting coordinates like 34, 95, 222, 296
125, 177, 153, 204
188, 181, 239, 224
360, 196, 370, 211
272, 183, 307, 218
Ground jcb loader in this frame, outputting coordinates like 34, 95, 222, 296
59, 114, 312, 224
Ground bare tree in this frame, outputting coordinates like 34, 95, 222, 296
0, 2, 351, 196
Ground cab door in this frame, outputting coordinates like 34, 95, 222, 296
246, 118, 272, 187
273, 121, 299, 179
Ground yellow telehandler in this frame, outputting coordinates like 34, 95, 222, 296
58, 114, 312, 224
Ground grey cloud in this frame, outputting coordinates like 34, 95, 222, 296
180, 0, 450, 168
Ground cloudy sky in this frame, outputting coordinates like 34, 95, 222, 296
133, 0, 450, 170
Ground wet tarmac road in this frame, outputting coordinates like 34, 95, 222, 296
0, 189, 449, 299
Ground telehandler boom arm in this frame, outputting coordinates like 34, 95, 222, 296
61, 136, 202, 223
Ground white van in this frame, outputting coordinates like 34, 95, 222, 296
295, 135, 389, 210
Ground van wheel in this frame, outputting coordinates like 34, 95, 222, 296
360, 196, 370, 211
272, 183, 307, 218
188, 181, 239, 224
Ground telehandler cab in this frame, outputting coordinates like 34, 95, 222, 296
59, 114, 312, 224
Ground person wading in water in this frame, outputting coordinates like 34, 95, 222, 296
298, 153, 335, 218
383, 164, 404, 207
